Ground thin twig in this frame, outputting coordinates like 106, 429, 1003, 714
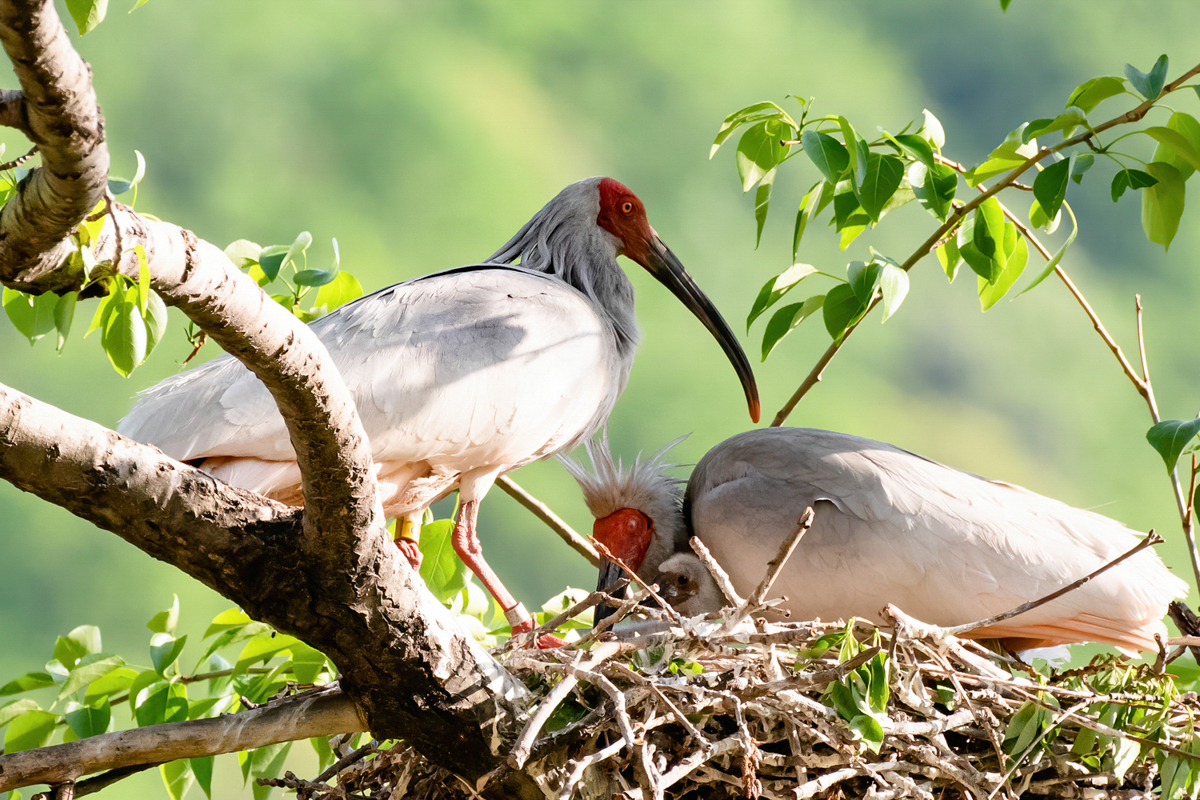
946, 531, 1163, 636
496, 475, 599, 567
0, 144, 37, 172
745, 507, 814, 611
687, 536, 745, 607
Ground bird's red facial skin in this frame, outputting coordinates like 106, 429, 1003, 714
597, 177, 656, 266
593, 508, 653, 571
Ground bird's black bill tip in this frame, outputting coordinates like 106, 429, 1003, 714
594, 559, 628, 628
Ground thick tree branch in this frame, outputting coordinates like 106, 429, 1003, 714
0, 691, 365, 792
0, 384, 537, 796
0, 1, 541, 793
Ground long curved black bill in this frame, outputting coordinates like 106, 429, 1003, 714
593, 558, 627, 628
640, 237, 760, 423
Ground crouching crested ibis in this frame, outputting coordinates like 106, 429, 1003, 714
563, 427, 1187, 652
118, 177, 759, 635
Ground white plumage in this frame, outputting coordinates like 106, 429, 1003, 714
571, 427, 1187, 652
119, 177, 758, 635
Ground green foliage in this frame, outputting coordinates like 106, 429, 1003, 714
0, 597, 338, 799
1146, 418, 1200, 472
819, 621, 889, 753
716, 55, 1200, 361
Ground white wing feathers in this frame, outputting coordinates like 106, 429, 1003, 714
119, 267, 627, 508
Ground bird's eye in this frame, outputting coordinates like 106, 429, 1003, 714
677, 575, 689, 586
621, 200, 634, 214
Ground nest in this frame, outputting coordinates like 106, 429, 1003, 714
264, 526, 1199, 799
262, 601, 1198, 800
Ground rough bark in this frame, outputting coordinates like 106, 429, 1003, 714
0, 0, 540, 795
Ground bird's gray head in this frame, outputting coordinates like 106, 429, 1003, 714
558, 430, 687, 580
652, 552, 724, 617
489, 178, 760, 423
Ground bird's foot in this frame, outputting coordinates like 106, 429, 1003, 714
395, 537, 423, 570
505, 607, 567, 649
534, 633, 567, 649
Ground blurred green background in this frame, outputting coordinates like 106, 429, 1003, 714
2, 0, 1199, 796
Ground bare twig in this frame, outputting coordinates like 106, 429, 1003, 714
946, 531, 1163, 636
687, 536, 745, 607
745, 507, 815, 611
496, 475, 599, 567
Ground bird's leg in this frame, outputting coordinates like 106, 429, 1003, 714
394, 514, 423, 571
451, 499, 531, 632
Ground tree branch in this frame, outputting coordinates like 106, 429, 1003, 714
0, 691, 365, 792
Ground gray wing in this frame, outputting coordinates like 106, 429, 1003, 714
686, 427, 1185, 639
119, 266, 627, 476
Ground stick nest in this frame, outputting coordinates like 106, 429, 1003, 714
276, 603, 1200, 800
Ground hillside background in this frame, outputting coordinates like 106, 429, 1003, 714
1, 2, 1198, 796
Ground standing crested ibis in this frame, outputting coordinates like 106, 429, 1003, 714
118, 177, 759, 634
562, 427, 1188, 652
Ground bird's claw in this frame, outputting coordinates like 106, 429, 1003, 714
394, 537, 423, 570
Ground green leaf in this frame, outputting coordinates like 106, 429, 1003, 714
3, 289, 59, 344
958, 199, 1007, 283
1111, 167, 1157, 202
937, 238, 961, 282
736, 120, 789, 192
65, 697, 111, 739
710, 101, 793, 156
1028, 199, 1059, 234
857, 154, 905, 222
791, 181, 833, 262
135, 682, 188, 727
1071, 153, 1094, 184
314, 271, 364, 313
65, 0, 107, 35
142, 290, 168, 358
151, 633, 188, 676
1153, 112, 1200, 182
0, 673, 55, 697
205, 608, 254, 638
1146, 418, 1200, 471
55, 626, 100, 669
235, 633, 300, 675
910, 162, 956, 221
100, 291, 147, 377
747, 263, 817, 330
1022, 107, 1088, 142
1018, 202, 1077, 296
128, 669, 165, 715
0, 698, 41, 729
877, 260, 909, 322
161, 759, 195, 800
889, 133, 935, 168
258, 245, 288, 282
1125, 55, 1168, 100
918, 109, 945, 150
148, 595, 181, 635
3, 710, 57, 753
822, 282, 865, 341
1141, 161, 1185, 250
978, 230, 1028, 310
1146, 122, 1200, 180
847, 714, 884, 753
292, 269, 338, 287
192, 756, 215, 800
226, 239, 264, 271
287, 642, 329, 685
418, 518, 471, 603
134, 245, 150, 314
58, 655, 126, 701
801, 130, 849, 184
1033, 158, 1070, 220
831, 190, 870, 249
1066, 76, 1125, 113
84, 666, 138, 703
753, 168, 775, 247
761, 295, 824, 360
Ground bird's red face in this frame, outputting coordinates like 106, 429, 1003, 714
596, 177, 656, 265
593, 507, 653, 572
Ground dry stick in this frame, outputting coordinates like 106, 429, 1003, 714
496, 475, 599, 567
508, 641, 619, 769
687, 536, 745, 607
946, 531, 1162, 637
770, 62, 1200, 430
592, 541, 684, 626
747, 507, 814, 609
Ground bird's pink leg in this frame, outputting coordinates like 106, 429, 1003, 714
394, 514, 423, 571
451, 499, 564, 648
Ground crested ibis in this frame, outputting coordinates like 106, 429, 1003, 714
118, 177, 759, 635
563, 427, 1188, 652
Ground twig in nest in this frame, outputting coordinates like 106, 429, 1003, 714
946, 531, 1163, 636
593, 540, 682, 626
688, 536, 745, 607
0, 144, 37, 172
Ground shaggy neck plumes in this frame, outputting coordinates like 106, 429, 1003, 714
487, 178, 640, 357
